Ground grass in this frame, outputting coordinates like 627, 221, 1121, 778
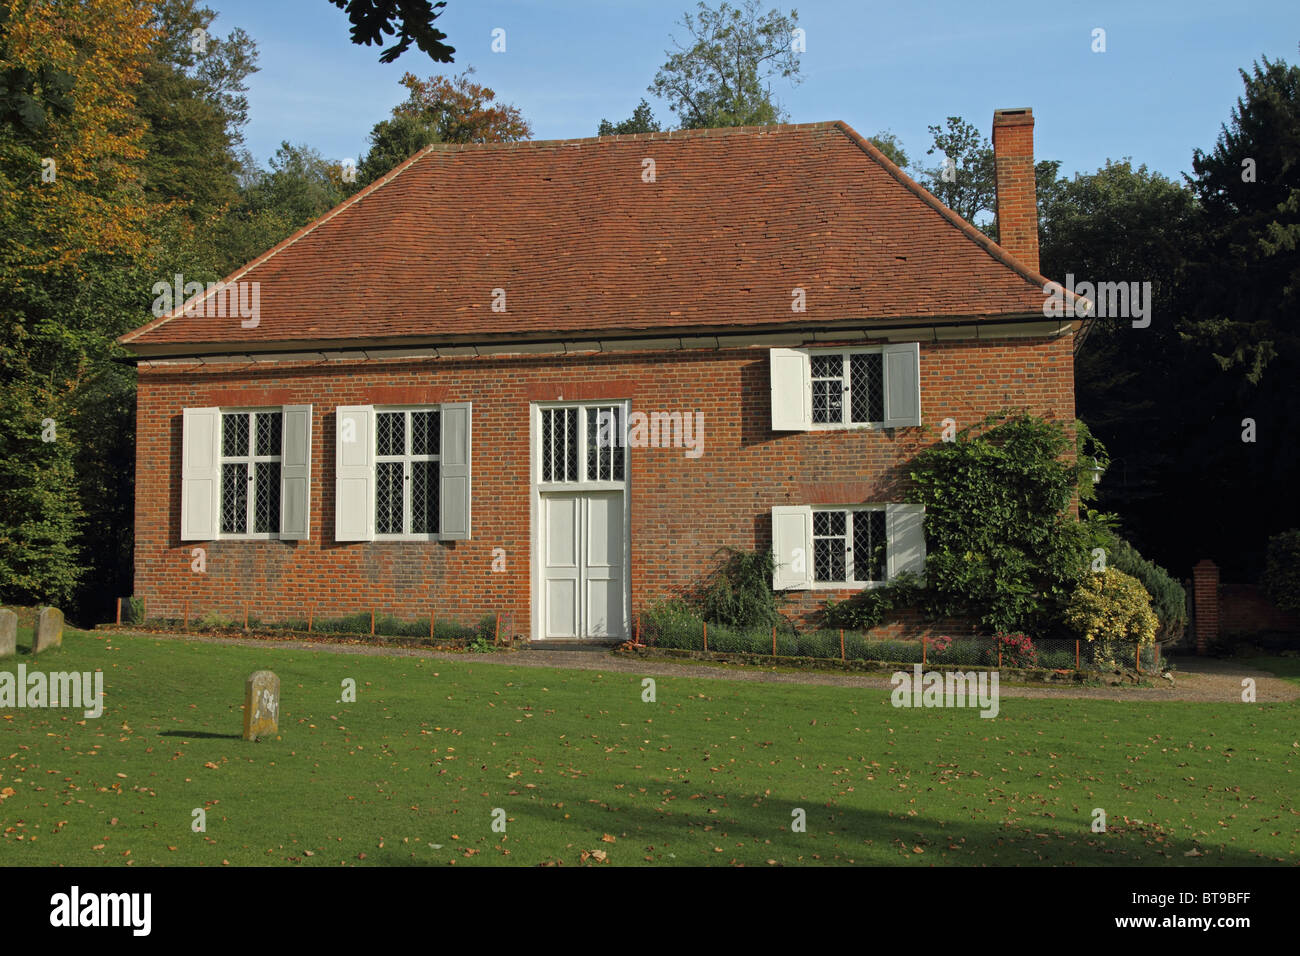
1, 629, 1296, 866
1232, 651, 1300, 686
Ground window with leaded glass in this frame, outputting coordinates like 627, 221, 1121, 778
810, 350, 887, 425
374, 409, 440, 536
220, 410, 282, 535
813, 507, 888, 584
540, 405, 626, 484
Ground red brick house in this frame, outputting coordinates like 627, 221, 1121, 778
119, 108, 1079, 641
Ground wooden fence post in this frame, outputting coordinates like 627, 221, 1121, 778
1075, 640, 1080, 671
1155, 642, 1161, 671
430, 610, 435, 640
923, 635, 928, 665
370, 609, 375, 636
997, 639, 1002, 669
495, 613, 502, 645
183, 600, 189, 631
772, 625, 777, 657
1136, 644, 1141, 674
702, 621, 708, 653
308, 605, 315, 633
243, 605, 249, 630
840, 629, 845, 661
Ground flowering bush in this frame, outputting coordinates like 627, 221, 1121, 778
1063, 568, 1158, 667
928, 634, 954, 657
987, 631, 1038, 668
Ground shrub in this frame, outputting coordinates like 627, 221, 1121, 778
907, 411, 1109, 636
985, 631, 1038, 668
697, 548, 784, 629
820, 572, 924, 631
1063, 568, 1158, 667
1262, 530, 1300, 615
124, 596, 145, 624
1105, 536, 1187, 641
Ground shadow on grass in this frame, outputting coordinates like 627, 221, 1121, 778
373, 783, 1286, 867
158, 730, 243, 740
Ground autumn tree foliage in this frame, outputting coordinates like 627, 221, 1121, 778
0, 0, 160, 607
356, 68, 532, 185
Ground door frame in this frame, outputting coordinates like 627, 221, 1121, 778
529, 399, 631, 641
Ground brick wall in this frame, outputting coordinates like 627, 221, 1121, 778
133, 332, 1076, 637
1220, 583, 1300, 636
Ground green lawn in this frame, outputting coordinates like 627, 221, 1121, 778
1236, 652, 1300, 685
1, 629, 1296, 866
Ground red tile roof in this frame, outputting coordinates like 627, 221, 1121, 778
120, 121, 1058, 353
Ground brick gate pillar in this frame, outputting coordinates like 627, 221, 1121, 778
1192, 559, 1220, 656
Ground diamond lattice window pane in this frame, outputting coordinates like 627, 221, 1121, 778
253, 461, 281, 533
221, 463, 248, 534
255, 411, 282, 457
812, 379, 843, 424
222, 413, 249, 457
411, 460, 440, 534
563, 408, 578, 481
850, 353, 884, 423
811, 355, 842, 379
377, 412, 404, 457
814, 538, 845, 582
411, 410, 439, 456
376, 461, 403, 534
813, 510, 846, 537
541, 410, 555, 482
853, 510, 887, 582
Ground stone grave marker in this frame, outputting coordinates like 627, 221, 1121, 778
0, 609, 15, 658
243, 670, 280, 740
33, 606, 64, 653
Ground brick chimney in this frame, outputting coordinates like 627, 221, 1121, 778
992, 107, 1039, 274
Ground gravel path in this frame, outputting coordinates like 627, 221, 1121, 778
105, 629, 1300, 703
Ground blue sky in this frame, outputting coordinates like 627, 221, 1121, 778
210, 0, 1300, 181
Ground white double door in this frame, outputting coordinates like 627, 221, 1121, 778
541, 491, 626, 639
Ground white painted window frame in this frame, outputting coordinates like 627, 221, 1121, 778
373, 406, 441, 542
219, 408, 283, 540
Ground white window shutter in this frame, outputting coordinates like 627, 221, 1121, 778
769, 348, 811, 430
771, 505, 813, 590
886, 503, 926, 578
181, 407, 221, 541
280, 404, 312, 540
440, 402, 472, 540
335, 405, 374, 542
882, 342, 921, 427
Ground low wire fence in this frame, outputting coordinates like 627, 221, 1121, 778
636, 614, 1162, 673
114, 597, 516, 647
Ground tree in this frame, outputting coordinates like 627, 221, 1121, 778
867, 131, 909, 169
598, 100, 662, 136
355, 69, 531, 185
1039, 160, 1197, 551
136, 0, 259, 221
868, 130, 909, 170
1168, 52, 1300, 577
920, 115, 1061, 235
650, 0, 801, 129
328, 0, 454, 64
0, 0, 160, 611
